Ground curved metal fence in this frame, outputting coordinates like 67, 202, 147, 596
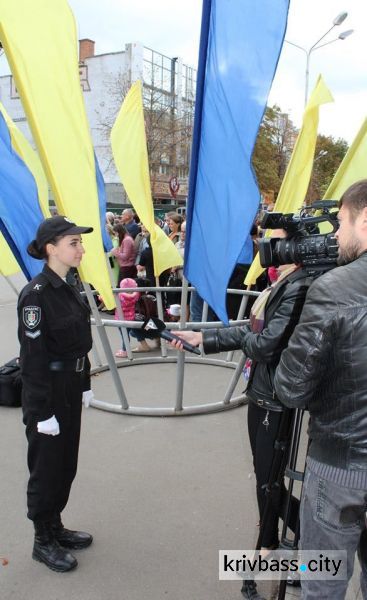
84, 280, 259, 416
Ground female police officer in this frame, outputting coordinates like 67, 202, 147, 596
18, 215, 94, 572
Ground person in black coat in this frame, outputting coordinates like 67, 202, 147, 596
275, 180, 367, 599
18, 216, 94, 573
170, 254, 313, 599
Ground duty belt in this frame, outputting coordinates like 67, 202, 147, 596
49, 357, 86, 373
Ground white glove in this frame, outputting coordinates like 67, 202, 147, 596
37, 415, 60, 436
82, 390, 95, 408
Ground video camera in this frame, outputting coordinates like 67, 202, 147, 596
258, 200, 339, 271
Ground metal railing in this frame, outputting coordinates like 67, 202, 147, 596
84, 279, 259, 416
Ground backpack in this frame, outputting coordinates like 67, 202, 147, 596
0, 358, 22, 407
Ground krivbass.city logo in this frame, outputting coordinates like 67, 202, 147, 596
219, 550, 347, 581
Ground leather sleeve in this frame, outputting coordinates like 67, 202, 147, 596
274, 276, 335, 409
203, 279, 309, 362
243, 281, 310, 364
203, 325, 251, 354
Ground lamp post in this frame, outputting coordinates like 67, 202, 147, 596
285, 12, 354, 107
314, 149, 328, 162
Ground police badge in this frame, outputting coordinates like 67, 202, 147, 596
23, 306, 41, 329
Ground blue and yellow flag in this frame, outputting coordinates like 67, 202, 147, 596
184, 0, 290, 323
0, 112, 45, 278
0, 102, 50, 218
111, 81, 182, 275
0, 102, 48, 277
0, 0, 114, 307
245, 76, 334, 285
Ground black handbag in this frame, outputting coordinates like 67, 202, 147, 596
167, 272, 182, 288
0, 358, 22, 407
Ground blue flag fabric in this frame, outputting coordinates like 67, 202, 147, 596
237, 235, 253, 266
0, 112, 44, 279
184, 0, 290, 323
95, 153, 113, 252
0, 112, 111, 277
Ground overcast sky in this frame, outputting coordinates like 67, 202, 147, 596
1, 0, 366, 144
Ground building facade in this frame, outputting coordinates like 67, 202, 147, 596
0, 39, 196, 208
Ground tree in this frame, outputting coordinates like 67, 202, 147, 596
95, 70, 194, 196
253, 106, 348, 206
305, 134, 349, 203
252, 105, 298, 198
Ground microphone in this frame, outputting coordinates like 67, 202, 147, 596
141, 317, 201, 355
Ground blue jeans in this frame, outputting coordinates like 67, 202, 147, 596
119, 327, 145, 351
300, 465, 367, 599
189, 291, 217, 322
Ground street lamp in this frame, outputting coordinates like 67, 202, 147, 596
314, 149, 328, 162
285, 11, 354, 107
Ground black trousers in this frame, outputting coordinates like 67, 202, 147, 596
247, 401, 299, 548
23, 371, 83, 522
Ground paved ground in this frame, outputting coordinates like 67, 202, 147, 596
0, 273, 362, 600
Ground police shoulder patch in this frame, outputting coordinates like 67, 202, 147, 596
23, 306, 41, 330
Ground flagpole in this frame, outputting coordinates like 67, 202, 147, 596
175, 276, 190, 411
83, 282, 129, 410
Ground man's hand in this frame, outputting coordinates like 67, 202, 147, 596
170, 330, 203, 351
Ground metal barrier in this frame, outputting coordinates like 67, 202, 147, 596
84, 279, 259, 416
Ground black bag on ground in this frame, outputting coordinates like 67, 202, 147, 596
0, 358, 22, 407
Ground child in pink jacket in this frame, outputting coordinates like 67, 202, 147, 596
115, 278, 150, 357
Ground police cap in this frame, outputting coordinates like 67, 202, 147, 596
28, 216, 93, 258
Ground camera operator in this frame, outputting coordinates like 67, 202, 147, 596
171, 230, 314, 600
274, 180, 367, 599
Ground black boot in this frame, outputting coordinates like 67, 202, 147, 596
51, 515, 93, 550
241, 579, 267, 600
32, 521, 78, 572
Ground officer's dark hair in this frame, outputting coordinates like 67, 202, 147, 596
339, 179, 367, 222
27, 235, 65, 260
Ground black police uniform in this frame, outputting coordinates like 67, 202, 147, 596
18, 263, 93, 524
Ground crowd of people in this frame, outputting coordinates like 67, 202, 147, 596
104, 206, 272, 357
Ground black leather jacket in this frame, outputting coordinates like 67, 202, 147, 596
203, 268, 312, 410
275, 252, 367, 470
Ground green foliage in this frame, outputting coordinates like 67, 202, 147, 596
252, 105, 297, 196
252, 105, 349, 204
306, 135, 349, 202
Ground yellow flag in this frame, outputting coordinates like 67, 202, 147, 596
245, 76, 334, 285
0, 0, 114, 308
111, 80, 183, 276
0, 233, 20, 276
324, 117, 367, 200
0, 102, 50, 218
